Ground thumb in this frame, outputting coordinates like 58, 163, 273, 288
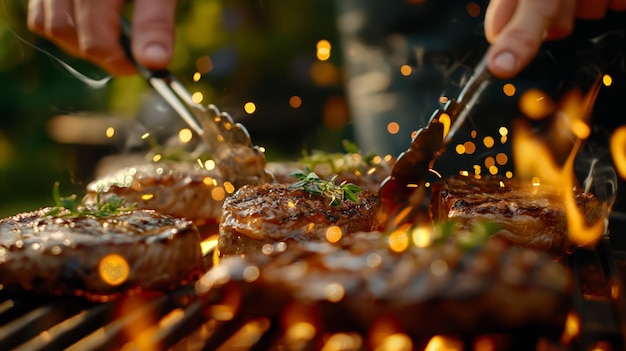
487, 0, 561, 79
131, 0, 177, 70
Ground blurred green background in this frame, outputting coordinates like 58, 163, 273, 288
0, 0, 346, 216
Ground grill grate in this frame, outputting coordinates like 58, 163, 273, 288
1, 239, 625, 351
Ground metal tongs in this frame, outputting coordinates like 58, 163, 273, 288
379, 52, 492, 211
119, 17, 272, 187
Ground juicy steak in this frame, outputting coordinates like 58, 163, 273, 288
0, 208, 203, 301
431, 175, 604, 256
198, 232, 572, 337
86, 162, 227, 228
217, 183, 382, 259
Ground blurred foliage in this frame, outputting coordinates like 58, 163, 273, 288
0, 0, 345, 216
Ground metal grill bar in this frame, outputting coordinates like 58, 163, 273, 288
568, 238, 626, 350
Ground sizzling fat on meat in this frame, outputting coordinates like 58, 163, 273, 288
0, 208, 204, 301
217, 183, 382, 259
198, 232, 572, 337
431, 175, 603, 256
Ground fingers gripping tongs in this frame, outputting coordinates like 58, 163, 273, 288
119, 17, 272, 187
379, 52, 492, 210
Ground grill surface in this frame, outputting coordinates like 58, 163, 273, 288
1, 236, 626, 350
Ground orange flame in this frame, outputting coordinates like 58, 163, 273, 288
610, 126, 626, 179
512, 82, 606, 246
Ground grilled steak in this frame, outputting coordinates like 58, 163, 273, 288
198, 232, 572, 337
217, 183, 382, 259
0, 208, 203, 301
430, 175, 603, 256
85, 162, 228, 232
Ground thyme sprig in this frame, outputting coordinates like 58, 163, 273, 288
46, 182, 136, 218
289, 170, 363, 206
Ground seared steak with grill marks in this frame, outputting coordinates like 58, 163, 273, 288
0, 208, 203, 301
217, 183, 382, 259
430, 175, 603, 256
198, 232, 572, 337
85, 162, 229, 227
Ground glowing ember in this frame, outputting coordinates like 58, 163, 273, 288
224, 181, 235, 194
321, 333, 362, 351
485, 157, 495, 168
316, 39, 332, 61
463, 141, 476, 154
411, 226, 433, 248
376, 333, 413, 351
211, 187, 226, 201
285, 322, 316, 344
289, 95, 303, 108
178, 128, 193, 143
244, 102, 257, 114
98, 254, 129, 286
495, 152, 508, 165
560, 311, 581, 345
519, 88, 555, 120
400, 65, 412, 76
388, 228, 410, 252
424, 335, 463, 351
204, 160, 216, 170
502, 83, 516, 97
202, 176, 217, 186
191, 91, 203, 103
140, 193, 154, 201
466, 2, 481, 17
483, 136, 495, 148
325, 226, 343, 243
387, 122, 400, 135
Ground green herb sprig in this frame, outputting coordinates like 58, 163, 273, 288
289, 170, 363, 206
46, 182, 136, 218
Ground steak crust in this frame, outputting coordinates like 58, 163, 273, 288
198, 233, 572, 337
217, 183, 382, 259
430, 175, 603, 256
0, 208, 204, 301
85, 162, 227, 228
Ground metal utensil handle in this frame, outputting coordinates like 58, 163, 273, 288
443, 52, 492, 142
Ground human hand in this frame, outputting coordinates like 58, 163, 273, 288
27, 0, 177, 75
484, 0, 626, 79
